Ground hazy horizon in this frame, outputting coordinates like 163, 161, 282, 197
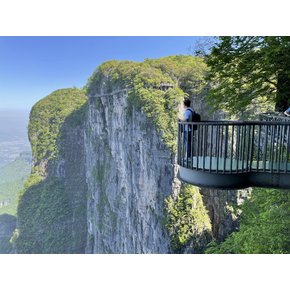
0, 109, 31, 168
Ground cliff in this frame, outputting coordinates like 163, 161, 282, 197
14, 56, 248, 253
84, 56, 213, 253
85, 89, 172, 252
0, 214, 16, 253
15, 89, 88, 253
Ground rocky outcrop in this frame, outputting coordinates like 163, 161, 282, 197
85, 90, 174, 253
200, 188, 251, 241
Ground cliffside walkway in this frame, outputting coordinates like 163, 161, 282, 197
177, 118, 290, 189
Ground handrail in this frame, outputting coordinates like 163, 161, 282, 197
259, 112, 290, 122
179, 120, 290, 126
178, 121, 290, 174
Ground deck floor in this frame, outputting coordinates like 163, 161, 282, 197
182, 156, 290, 173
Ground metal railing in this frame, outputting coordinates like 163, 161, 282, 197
259, 112, 290, 122
178, 121, 290, 174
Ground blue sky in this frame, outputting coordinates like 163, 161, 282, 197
0, 36, 201, 110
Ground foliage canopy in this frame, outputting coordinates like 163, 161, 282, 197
206, 188, 290, 254
205, 36, 290, 114
28, 88, 87, 171
165, 184, 212, 253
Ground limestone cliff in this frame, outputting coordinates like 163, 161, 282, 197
199, 188, 251, 242
83, 56, 210, 253
85, 90, 175, 253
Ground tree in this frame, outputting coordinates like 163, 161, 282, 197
205, 188, 290, 254
205, 36, 290, 113
165, 184, 212, 253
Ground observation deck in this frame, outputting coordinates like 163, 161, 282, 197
177, 118, 290, 189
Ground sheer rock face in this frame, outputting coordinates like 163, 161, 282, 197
56, 121, 88, 253
84, 90, 178, 253
19, 85, 249, 253
200, 188, 251, 242
80, 86, 248, 252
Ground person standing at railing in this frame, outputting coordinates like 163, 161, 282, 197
182, 99, 194, 160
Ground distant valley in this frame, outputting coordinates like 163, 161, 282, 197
0, 152, 31, 215
0, 110, 32, 215
0, 110, 31, 168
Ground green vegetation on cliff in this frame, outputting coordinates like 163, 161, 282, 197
0, 214, 16, 253
29, 88, 87, 172
165, 184, 212, 253
15, 175, 73, 253
87, 56, 207, 152
206, 188, 290, 254
15, 88, 88, 253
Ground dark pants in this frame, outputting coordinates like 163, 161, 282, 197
184, 129, 193, 159
187, 130, 193, 158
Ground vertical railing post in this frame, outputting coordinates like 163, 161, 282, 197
216, 125, 220, 172
241, 125, 245, 172
256, 124, 261, 171
236, 126, 240, 172
204, 125, 209, 170
249, 124, 255, 172
277, 124, 283, 172
209, 125, 213, 173
270, 124, 275, 173
263, 125, 268, 172
188, 123, 192, 169
284, 125, 290, 172
230, 124, 234, 174
246, 125, 249, 171
223, 125, 228, 173
202, 125, 206, 171
181, 123, 185, 167
196, 123, 200, 169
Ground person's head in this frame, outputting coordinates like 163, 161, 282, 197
183, 99, 191, 108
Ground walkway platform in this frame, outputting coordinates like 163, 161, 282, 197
179, 157, 290, 189
177, 119, 290, 189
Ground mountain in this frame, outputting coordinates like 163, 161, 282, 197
14, 56, 247, 254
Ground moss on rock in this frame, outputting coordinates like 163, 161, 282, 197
86, 56, 207, 152
28, 88, 87, 171
15, 88, 88, 253
165, 184, 212, 253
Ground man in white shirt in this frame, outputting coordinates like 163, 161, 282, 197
182, 99, 194, 161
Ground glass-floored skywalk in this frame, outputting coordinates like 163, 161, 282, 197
177, 118, 290, 189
